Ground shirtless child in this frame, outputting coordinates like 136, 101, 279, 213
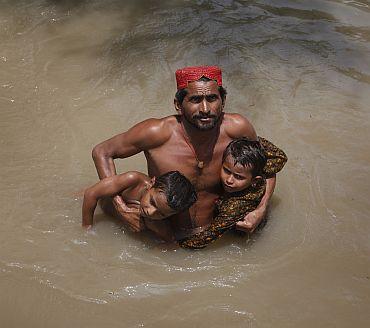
179, 137, 287, 249
82, 171, 197, 229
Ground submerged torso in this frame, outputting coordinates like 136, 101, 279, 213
145, 115, 234, 238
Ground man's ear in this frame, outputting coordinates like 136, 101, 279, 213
221, 95, 226, 109
174, 98, 182, 114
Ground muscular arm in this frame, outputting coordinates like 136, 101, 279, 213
225, 115, 287, 232
91, 118, 171, 231
259, 175, 276, 209
236, 137, 287, 232
82, 172, 142, 228
179, 182, 266, 249
92, 118, 169, 179
235, 176, 276, 232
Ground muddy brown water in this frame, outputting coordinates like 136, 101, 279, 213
1, 1, 370, 327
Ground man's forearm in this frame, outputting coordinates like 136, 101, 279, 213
235, 175, 276, 232
259, 175, 276, 209
91, 144, 128, 214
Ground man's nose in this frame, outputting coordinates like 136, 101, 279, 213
200, 99, 210, 114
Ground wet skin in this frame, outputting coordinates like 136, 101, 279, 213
179, 80, 224, 131
92, 79, 270, 241
82, 171, 177, 228
139, 187, 177, 220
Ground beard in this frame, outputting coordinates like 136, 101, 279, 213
184, 113, 220, 131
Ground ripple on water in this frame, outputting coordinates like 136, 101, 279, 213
1, 0, 370, 326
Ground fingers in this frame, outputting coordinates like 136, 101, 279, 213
235, 220, 255, 233
238, 209, 265, 233
122, 207, 140, 213
127, 224, 141, 232
114, 202, 140, 214
123, 215, 145, 233
111, 201, 144, 232
127, 222, 144, 232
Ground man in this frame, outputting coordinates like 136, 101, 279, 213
92, 66, 276, 241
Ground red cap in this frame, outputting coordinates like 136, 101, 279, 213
175, 66, 222, 90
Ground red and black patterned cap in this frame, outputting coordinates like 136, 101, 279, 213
175, 66, 222, 90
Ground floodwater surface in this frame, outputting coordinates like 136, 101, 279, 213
1, 0, 370, 327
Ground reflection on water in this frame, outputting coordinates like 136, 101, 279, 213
1, 0, 370, 327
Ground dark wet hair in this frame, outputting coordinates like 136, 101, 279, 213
153, 171, 197, 213
175, 76, 227, 104
223, 138, 267, 177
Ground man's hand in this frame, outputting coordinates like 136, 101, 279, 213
235, 206, 267, 233
112, 195, 145, 232
236, 176, 276, 233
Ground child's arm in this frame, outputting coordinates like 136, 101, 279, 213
82, 172, 142, 228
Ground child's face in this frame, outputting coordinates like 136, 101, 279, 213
139, 187, 176, 220
220, 155, 254, 193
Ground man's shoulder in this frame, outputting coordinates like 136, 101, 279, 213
142, 115, 178, 129
130, 115, 178, 148
222, 113, 257, 140
223, 112, 252, 126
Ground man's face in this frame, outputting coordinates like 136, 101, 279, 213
178, 80, 224, 130
139, 187, 176, 220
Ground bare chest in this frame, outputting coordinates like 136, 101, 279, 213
145, 133, 232, 192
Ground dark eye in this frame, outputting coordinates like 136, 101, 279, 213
189, 96, 202, 103
223, 166, 231, 174
234, 174, 245, 180
206, 94, 218, 102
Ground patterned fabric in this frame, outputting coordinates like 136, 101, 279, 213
258, 136, 288, 178
175, 66, 222, 90
178, 137, 288, 249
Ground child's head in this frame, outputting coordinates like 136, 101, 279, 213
139, 171, 197, 220
221, 138, 266, 193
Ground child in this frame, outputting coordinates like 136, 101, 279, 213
178, 137, 287, 249
82, 170, 197, 229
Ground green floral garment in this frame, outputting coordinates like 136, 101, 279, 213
178, 137, 287, 249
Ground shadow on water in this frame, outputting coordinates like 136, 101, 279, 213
1, 2, 370, 327
5, 0, 369, 88
54, 1, 370, 86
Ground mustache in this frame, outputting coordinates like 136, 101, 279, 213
193, 114, 217, 119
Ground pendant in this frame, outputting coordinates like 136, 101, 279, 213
197, 161, 204, 169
